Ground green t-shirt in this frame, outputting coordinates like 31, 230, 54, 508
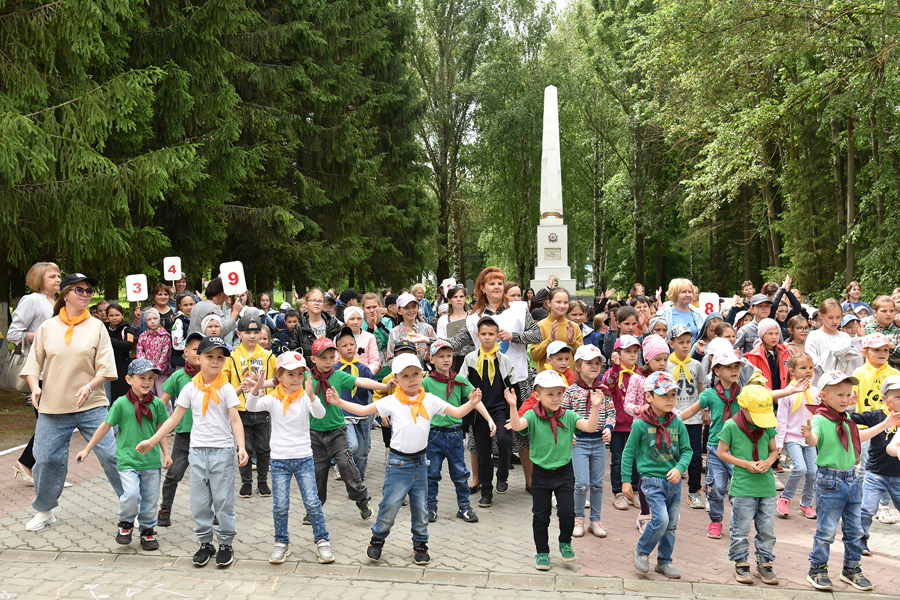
699, 387, 740, 447
812, 415, 857, 469
621, 416, 693, 482
163, 369, 195, 433
310, 369, 358, 432
718, 419, 776, 498
422, 373, 473, 428
523, 409, 579, 469
106, 396, 169, 471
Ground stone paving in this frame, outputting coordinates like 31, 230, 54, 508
1, 431, 899, 599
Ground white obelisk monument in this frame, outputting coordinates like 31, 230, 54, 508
531, 85, 576, 295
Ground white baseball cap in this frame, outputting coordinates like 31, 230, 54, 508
534, 370, 568, 389
574, 344, 603, 363
392, 353, 422, 375
397, 293, 418, 308
547, 340, 574, 357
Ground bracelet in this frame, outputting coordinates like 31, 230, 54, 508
82, 385, 92, 393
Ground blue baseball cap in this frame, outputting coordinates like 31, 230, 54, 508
644, 371, 678, 394
840, 314, 860, 328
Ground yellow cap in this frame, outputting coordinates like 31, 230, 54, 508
737, 385, 778, 428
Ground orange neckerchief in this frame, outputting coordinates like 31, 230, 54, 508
395, 386, 430, 423
272, 383, 305, 415
193, 372, 228, 416
59, 307, 90, 345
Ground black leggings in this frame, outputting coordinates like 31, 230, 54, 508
473, 410, 513, 499
18, 405, 38, 469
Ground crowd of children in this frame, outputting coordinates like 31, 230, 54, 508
43, 272, 900, 591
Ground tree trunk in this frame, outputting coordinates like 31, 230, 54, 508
0, 251, 8, 342
870, 105, 885, 238
830, 119, 844, 231
104, 273, 119, 301
592, 135, 601, 291
633, 123, 645, 284
655, 238, 662, 291
742, 187, 752, 281
763, 180, 781, 267
846, 115, 856, 282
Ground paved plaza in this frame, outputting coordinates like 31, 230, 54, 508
1, 432, 898, 599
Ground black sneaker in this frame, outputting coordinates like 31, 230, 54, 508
525, 485, 532, 495
497, 481, 509, 494
239, 483, 252, 498
357, 497, 373, 520
115, 521, 134, 545
413, 541, 430, 565
468, 483, 481, 495
840, 564, 873, 591
478, 496, 492, 508
258, 481, 272, 497
157, 506, 171, 528
366, 536, 385, 562
302, 514, 311, 525
457, 507, 479, 523
213, 515, 218, 526
193, 542, 217, 566
428, 507, 437, 523
807, 564, 832, 591
216, 544, 234, 567
754, 562, 778, 585
734, 562, 752, 584
861, 539, 871, 556
140, 528, 159, 551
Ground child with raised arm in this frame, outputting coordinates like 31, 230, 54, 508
244, 352, 333, 565
621, 371, 692, 579
775, 352, 818, 519
603, 335, 641, 511
76, 359, 171, 551
136, 336, 248, 568
508, 369, 601, 570
329, 354, 482, 565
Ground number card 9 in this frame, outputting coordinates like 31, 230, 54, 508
219, 261, 247, 296
126, 274, 149, 302
163, 256, 182, 282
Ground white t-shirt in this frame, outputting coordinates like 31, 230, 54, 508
374, 393, 448, 454
176, 382, 240, 448
245, 391, 326, 460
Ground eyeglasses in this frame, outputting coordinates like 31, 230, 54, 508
308, 299, 324, 305
792, 326, 810, 332
72, 287, 94, 297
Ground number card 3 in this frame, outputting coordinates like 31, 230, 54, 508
126, 274, 149, 302
698, 292, 720, 316
163, 256, 182, 281
220, 261, 247, 295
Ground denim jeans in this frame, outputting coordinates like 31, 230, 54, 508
310, 426, 368, 505
809, 467, 863, 567
372, 451, 429, 543
118, 468, 161, 530
706, 444, 733, 524
238, 410, 270, 485
859, 439, 890, 507
573, 436, 605, 522
727, 495, 776, 563
32, 407, 123, 512
532, 461, 575, 554
860, 471, 900, 541
781, 442, 817, 506
160, 432, 191, 508
271, 457, 328, 543
426, 425, 471, 510
189, 447, 236, 545
637, 476, 682, 564
346, 416, 373, 480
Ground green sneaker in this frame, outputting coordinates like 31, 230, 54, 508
559, 542, 576, 562
535, 553, 551, 571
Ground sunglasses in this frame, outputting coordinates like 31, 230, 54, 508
72, 287, 94, 297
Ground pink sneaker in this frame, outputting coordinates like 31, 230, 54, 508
800, 505, 817, 519
707, 522, 723, 539
776, 496, 790, 517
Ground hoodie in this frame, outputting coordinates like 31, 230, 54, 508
691, 312, 724, 361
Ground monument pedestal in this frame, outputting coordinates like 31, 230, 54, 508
531, 223, 575, 295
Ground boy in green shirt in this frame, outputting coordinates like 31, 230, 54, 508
507, 369, 601, 571
716, 383, 779, 586
76, 359, 171, 551
621, 371, 692, 579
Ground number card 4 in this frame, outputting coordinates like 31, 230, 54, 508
126, 274, 149, 302
163, 256, 182, 281
220, 261, 247, 295
698, 292, 719, 316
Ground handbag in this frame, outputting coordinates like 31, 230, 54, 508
0, 339, 31, 393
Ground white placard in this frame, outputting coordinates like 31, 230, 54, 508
219, 261, 247, 295
163, 256, 182, 281
126, 274, 149, 302
699, 292, 720, 316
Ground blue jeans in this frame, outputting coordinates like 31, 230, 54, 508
372, 451, 429, 543
860, 471, 900, 541
118, 468, 161, 530
346, 416, 373, 480
426, 426, 470, 510
727, 496, 776, 563
637, 476, 681, 564
706, 444, 733, 524
189, 447, 236, 546
33, 407, 123, 512
573, 435, 605, 522
809, 467, 863, 567
859, 440, 890, 507
781, 442, 817, 506
271, 457, 328, 544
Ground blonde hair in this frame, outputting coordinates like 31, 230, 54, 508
818, 298, 842, 317
361, 292, 381, 306
25, 262, 60, 293
872, 295, 894, 312
666, 278, 694, 304
411, 283, 426, 294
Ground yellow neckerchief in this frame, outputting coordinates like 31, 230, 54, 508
867, 360, 891, 380
476, 343, 499, 386
272, 383, 305, 416
543, 363, 566, 376
193, 372, 229, 416
883, 405, 898, 434
59, 307, 90, 345
619, 363, 636, 388
668, 354, 693, 384
790, 379, 814, 412
395, 385, 429, 423
340, 357, 361, 396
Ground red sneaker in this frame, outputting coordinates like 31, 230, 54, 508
707, 522, 723, 539
776, 496, 790, 517
800, 505, 817, 519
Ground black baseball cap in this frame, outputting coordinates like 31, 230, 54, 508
237, 314, 262, 332
339, 288, 359, 304
185, 331, 205, 345
394, 340, 418, 355
61, 272, 99, 289
385, 293, 399, 307
334, 325, 355, 343
198, 336, 231, 356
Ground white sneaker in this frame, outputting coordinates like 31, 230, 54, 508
774, 479, 785, 492
333, 466, 342, 481
316, 539, 335, 563
877, 505, 895, 525
573, 517, 585, 537
552, 494, 557, 508
687, 492, 704, 509
26, 511, 57, 532
269, 542, 291, 564
585, 498, 590, 508
588, 521, 607, 538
